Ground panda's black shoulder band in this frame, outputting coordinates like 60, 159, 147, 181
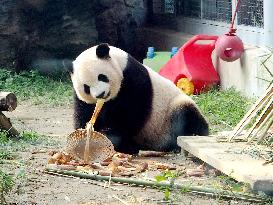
96, 43, 110, 59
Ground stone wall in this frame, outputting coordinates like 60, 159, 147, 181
0, 0, 147, 72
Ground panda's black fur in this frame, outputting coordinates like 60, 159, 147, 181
70, 44, 209, 154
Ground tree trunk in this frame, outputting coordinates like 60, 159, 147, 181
0, 92, 17, 111
0, 111, 20, 137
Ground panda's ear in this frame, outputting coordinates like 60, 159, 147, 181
62, 59, 73, 74
96, 43, 110, 59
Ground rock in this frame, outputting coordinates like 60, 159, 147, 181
0, 0, 21, 69
0, 0, 147, 72
125, 0, 143, 8
96, 1, 147, 58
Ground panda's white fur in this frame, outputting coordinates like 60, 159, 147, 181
71, 46, 127, 104
70, 43, 209, 153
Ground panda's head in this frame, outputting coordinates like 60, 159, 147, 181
67, 43, 128, 104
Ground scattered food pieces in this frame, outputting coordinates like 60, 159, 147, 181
186, 165, 205, 177
138, 151, 167, 157
98, 170, 113, 176
47, 151, 149, 177
207, 168, 222, 176
48, 151, 73, 165
31, 149, 47, 154
155, 162, 176, 170
47, 164, 76, 171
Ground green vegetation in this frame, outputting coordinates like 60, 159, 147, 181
0, 129, 41, 145
0, 130, 9, 144
0, 170, 14, 204
193, 88, 254, 133
20, 131, 40, 143
0, 69, 73, 106
216, 174, 251, 193
0, 150, 15, 160
0, 129, 59, 203
155, 170, 180, 201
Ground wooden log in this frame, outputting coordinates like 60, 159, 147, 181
0, 111, 20, 137
0, 92, 17, 111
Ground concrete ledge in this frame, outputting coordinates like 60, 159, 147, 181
178, 136, 273, 195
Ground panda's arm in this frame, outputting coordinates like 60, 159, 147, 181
99, 128, 139, 154
73, 94, 95, 129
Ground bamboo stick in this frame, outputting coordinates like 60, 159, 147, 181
45, 168, 269, 203
247, 99, 273, 142
256, 100, 273, 127
251, 109, 273, 143
257, 111, 273, 144
229, 85, 273, 141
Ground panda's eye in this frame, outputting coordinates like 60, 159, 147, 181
98, 74, 109, 83
83, 84, 90, 94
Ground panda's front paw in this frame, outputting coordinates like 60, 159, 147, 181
106, 134, 122, 149
105, 134, 139, 154
173, 145, 181, 153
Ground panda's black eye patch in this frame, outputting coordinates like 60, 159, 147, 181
83, 84, 90, 94
98, 74, 109, 83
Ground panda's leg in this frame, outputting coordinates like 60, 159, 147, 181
162, 102, 209, 153
160, 132, 182, 153
171, 103, 209, 137
117, 138, 140, 154
102, 131, 139, 154
73, 94, 95, 129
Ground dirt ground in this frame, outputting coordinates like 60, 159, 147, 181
3, 103, 259, 205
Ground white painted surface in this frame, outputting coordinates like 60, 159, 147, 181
216, 45, 272, 97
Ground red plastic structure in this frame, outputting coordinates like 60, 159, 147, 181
215, 34, 244, 62
159, 34, 220, 94
215, 0, 244, 62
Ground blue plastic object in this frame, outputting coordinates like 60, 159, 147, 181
171, 47, 178, 57
147, 47, 155, 59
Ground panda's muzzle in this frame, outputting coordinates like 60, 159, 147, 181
95, 91, 110, 99
90, 82, 110, 100
96, 91, 105, 99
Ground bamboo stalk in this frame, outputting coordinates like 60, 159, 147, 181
83, 99, 105, 163
84, 128, 91, 164
229, 85, 273, 141
45, 168, 269, 203
251, 109, 273, 143
256, 100, 273, 128
247, 99, 273, 143
257, 112, 273, 144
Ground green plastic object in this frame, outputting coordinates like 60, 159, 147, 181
143, 52, 171, 72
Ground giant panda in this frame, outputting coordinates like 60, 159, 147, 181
66, 43, 209, 154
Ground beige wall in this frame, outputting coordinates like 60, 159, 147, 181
216, 46, 272, 97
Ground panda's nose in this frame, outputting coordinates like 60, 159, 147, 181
96, 91, 105, 99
